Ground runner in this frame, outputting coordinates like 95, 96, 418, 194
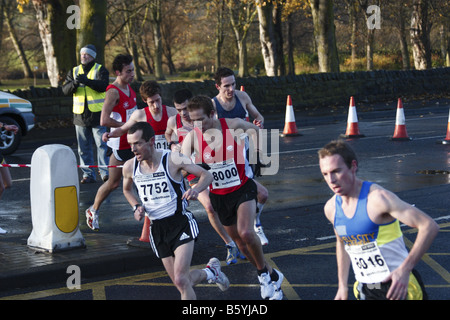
103, 80, 176, 150
85, 54, 137, 231
0, 121, 19, 234
165, 89, 245, 265
212, 67, 269, 245
181, 95, 284, 300
122, 121, 229, 300
318, 140, 439, 300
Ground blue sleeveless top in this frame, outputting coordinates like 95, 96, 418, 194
334, 181, 408, 272
213, 96, 247, 119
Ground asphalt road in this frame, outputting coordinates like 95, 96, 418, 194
0, 98, 449, 303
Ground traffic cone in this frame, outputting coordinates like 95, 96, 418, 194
390, 98, 412, 141
280, 95, 300, 137
240, 86, 250, 122
438, 108, 450, 145
341, 96, 364, 138
139, 215, 151, 242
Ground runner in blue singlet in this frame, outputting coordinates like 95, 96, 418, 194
318, 140, 439, 300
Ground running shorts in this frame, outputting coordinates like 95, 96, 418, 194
149, 211, 198, 259
209, 178, 257, 226
353, 269, 428, 300
107, 148, 134, 162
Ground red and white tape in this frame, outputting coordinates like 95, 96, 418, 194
1, 164, 123, 168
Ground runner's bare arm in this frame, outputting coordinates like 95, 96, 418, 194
122, 159, 145, 221
368, 187, 439, 299
324, 199, 351, 300
100, 88, 121, 128
169, 152, 212, 200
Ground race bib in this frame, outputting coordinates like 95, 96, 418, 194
345, 241, 390, 284
154, 134, 169, 150
135, 172, 172, 205
209, 159, 240, 189
126, 106, 137, 121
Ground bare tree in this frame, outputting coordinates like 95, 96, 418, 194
256, 0, 280, 76
206, 0, 227, 70
310, 0, 340, 72
227, 0, 257, 77
149, 0, 165, 80
357, 0, 381, 71
3, 0, 33, 78
410, 0, 432, 69
78, 0, 107, 65
25, 0, 77, 86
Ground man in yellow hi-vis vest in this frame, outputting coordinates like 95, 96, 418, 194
63, 44, 110, 184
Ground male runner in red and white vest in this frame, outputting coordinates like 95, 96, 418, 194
104, 80, 176, 148
212, 67, 269, 246
165, 89, 245, 265
181, 95, 284, 300
86, 54, 137, 231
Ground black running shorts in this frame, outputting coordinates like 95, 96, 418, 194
107, 148, 134, 162
209, 179, 257, 226
149, 211, 199, 259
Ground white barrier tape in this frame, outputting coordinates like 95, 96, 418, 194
1, 164, 123, 168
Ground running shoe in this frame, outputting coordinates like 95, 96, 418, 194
206, 257, 230, 292
270, 269, 284, 300
258, 272, 274, 299
85, 206, 99, 231
226, 245, 239, 265
255, 225, 269, 246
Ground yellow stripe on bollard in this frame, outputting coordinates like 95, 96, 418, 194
54, 186, 79, 233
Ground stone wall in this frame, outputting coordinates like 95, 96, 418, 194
6, 67, 450, 122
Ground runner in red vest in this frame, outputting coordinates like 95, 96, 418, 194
86, 54, 137, 231
212, 67, 269, 246
165, 89, 245, 265
181, 95, 284, 300
104, 80, 176, 148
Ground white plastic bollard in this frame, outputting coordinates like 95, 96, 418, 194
27, 144, 85, 253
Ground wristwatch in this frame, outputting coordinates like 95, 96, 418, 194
133, 204, 141, 212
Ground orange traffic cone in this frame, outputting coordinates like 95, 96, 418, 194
139, 215, 151, 242
341, 96, 364, 138
240, 86, 250, 122
438, 108, 450, 145
280, 95, 300, 137
390, 98, 411, 141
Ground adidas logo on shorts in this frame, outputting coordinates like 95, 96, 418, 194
179, 232, 190, 241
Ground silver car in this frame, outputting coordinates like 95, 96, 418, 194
0, 91, 35, 155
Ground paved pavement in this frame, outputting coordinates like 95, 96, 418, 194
1, 94, 449, 301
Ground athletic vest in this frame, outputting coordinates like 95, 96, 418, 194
133, 151, 187, 220
175, 114, 195, 182
175, 114, 191, 144
72, 63, 105, 114
144, 105, 169, 150
214, 96, 247, 119
195, 118, 247, 195
106, 84, 137, 150
334, 181, 409, 283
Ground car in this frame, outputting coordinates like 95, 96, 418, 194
0, 91, 35, 155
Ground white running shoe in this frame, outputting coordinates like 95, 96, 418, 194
206, 257, 230, 292
258, 272, 274, 299
86, 206, 99, 231
269, 269, 284, 300
255, 225, 269, 246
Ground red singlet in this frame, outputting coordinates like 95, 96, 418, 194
195, 118, 247, 195
106, 84, 137, 150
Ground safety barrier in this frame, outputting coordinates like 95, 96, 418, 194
27, 144, 85, 253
